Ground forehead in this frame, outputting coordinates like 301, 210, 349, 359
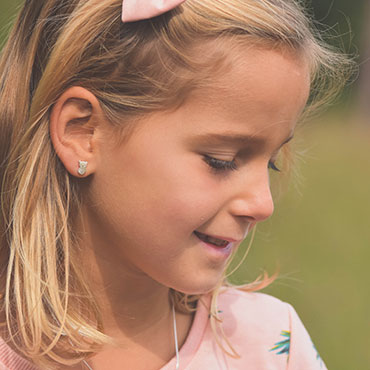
182, 44, 310, 136
116, 43, 310, 152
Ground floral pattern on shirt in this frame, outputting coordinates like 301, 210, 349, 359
270, 330, 291, 357
270, 330, 324, 367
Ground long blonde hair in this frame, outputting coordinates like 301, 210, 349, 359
0, 0, 353, 367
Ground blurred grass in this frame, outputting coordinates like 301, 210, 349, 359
0, 0, 22, 47
228, 112, 370, 370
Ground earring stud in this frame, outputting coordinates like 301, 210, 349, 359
78, 160, 88, 176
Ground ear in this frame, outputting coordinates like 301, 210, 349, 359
50, 86, 105, 177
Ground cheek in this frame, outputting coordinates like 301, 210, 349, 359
90, 147, 223, 247
137, 176, 219, 238
150, 162, 223, 227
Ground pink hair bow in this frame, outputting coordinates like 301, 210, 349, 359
122, 0, 186, 22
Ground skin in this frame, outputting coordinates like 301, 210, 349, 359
50, 45, 310, 370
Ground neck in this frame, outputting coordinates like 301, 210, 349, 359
72, 208, 194, 369
81, 236, 173, 340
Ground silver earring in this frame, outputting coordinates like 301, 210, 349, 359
78, 160, 88, 176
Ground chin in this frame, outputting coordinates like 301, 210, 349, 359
170, 275, 225, 296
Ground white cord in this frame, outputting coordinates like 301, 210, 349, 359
82, 302, 180, 370
172, 301, 180, 370
82, 359, 94, 370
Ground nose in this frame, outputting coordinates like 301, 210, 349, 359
228, 168, 274, 223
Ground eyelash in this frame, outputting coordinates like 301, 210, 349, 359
202, 155, 280, 173
268, 161, 281, 172
203, 155, 238, 172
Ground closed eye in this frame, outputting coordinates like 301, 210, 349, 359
202, 155, 238, 173
203, 155, 281, 173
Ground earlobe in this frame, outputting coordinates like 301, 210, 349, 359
50, 87, 103, 177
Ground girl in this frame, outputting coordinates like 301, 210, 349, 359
0, 0, 351, 369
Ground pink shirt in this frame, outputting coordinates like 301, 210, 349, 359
0, 289, 327, 369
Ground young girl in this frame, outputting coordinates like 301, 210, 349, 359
0, 0, 351, 369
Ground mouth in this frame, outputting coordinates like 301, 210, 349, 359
194, 231, 230, 247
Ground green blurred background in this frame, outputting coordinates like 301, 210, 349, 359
0, 0, 369, 369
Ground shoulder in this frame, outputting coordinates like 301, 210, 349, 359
216, 288, 291, 342
0, 337, 37, 370
217, 287, 292, 324
215, 288, 327, 369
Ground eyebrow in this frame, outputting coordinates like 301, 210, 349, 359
188, 132, 294, 148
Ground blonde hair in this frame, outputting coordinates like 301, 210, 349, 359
0, 0, 353, 367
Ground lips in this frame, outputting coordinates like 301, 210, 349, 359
194, 231, 230, 247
